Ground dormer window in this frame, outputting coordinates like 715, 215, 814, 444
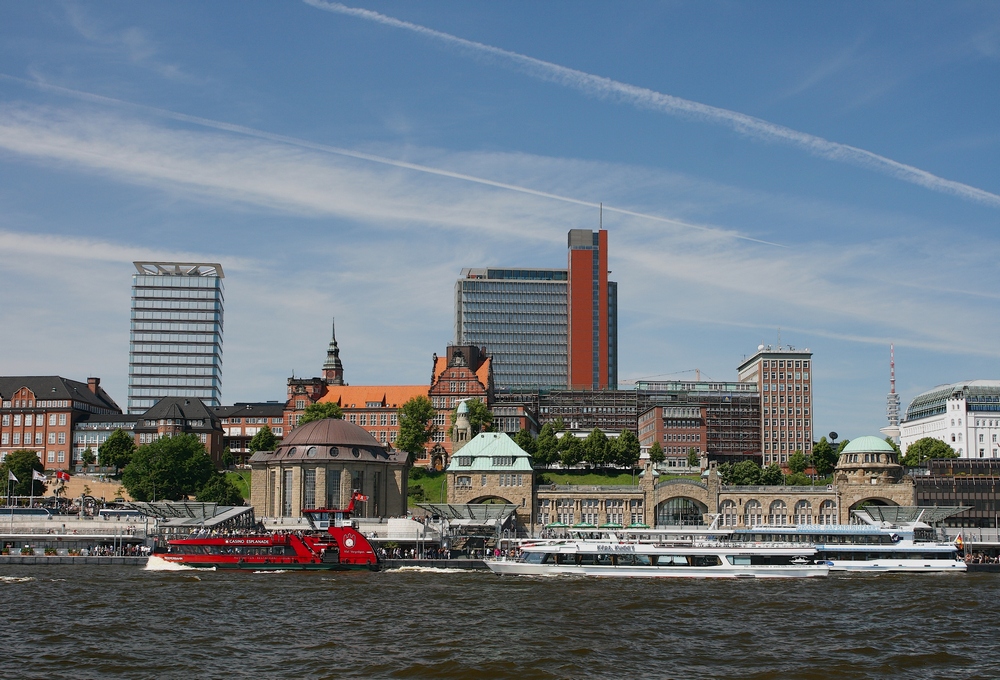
459, 456, 472, 466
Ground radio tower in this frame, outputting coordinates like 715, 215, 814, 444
886, 344, 901, 437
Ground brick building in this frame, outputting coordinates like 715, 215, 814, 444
132, 397, 225, 466
0, 376, 122, 470
212, 402, 286, 459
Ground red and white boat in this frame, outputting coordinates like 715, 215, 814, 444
155, 492, 379, 571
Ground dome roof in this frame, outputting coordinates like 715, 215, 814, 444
281, 418, 382, 448
457, 399, 469, 414
840, 436, 895, 454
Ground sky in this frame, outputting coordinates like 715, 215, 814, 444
1, 1, 998, 440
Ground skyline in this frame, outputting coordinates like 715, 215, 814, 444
1, 2, 998, 440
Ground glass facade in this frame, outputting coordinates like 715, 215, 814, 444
128, 263, 224, 413
456, 273, 568, 390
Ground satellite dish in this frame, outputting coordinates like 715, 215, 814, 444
758, 344, 765, 351
829, 431, 838, 441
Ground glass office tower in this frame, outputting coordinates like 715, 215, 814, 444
128, 262, 224, 414
455, 229, 617, 391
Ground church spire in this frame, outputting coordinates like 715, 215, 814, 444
322, 317, 345, 385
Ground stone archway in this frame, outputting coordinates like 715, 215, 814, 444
850, 497, 899, 510
656, 497, 709, 526
468, 495, 515, 505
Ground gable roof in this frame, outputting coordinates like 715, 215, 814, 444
136, 397, 222, 430
0, 376, 122, 413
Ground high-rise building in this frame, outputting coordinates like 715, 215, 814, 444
455, 229, 617, 391
128, 262, 225, 414
737, 344, 813, 464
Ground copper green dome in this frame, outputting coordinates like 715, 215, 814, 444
840, 436, 895, 454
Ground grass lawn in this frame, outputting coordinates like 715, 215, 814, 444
226, 470, 252, 499
408, 469, 447, 508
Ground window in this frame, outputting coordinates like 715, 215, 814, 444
458, 457, 472, 466
456, 476, 472, 488
1, 415, 7, 426
47, 451, 55, 462
35, 433, 43, 445
720, 500, 738, 526
24, 415, 32, 427
58, 451, 65, 463
295, 400, 305, 410
58, 432, 65, 444
12, 433, 20, 445
744, 500, 763, 527
48, 433, 56, 444
481, 475, 487, 487
819, 500, 837, 525
48, 414, 56, 426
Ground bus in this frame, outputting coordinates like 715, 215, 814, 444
0, 507, 52, 518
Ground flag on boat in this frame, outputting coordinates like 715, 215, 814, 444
7, 471, 16, 482
955, 533, 964, 549
32, 470, 46, 482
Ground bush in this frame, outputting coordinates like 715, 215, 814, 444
409, 467, 426, 480
407, 487, 426, 502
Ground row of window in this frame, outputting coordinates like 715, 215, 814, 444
761, 360, 810, 369
132, 298, 222, 311
762, 395, 809, 404
132, 311, 221, 321
763, 442, 813, 451
719, 499, 834, 527
3, 413, 68, 427
762, 384, 810, 392
762, 372, 809, 381
2, 400, 70, 409
1, 432, 66, 445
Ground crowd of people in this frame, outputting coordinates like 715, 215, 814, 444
964, 551, 1000, 564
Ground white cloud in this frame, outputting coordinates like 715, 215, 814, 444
305, 0, 1000, 209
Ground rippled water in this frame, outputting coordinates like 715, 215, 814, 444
1, 565, 997, 679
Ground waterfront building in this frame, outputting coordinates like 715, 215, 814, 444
455, 229, 617, 391
737, 344, 813, 464
211, 402, 287, 459
914, 458, 1000, 530
899, 380, 1000, 459
445, 431, 536, 526
132, 397, 225, 465
128, 261, 225, 414
0, 376, 122, 469
249, 418, 408, 519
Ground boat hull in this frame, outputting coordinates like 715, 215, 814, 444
156, 554, 380, 571
826, 560, 966, 573
487, 561, 828, 578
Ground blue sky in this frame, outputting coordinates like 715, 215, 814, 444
1, 2, 999, 440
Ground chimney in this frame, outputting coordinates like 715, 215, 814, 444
87, 377, 100, 394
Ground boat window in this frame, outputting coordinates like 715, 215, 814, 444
692, 555, 721, 567
596, 554, 614, 566
727, 556, 752, 565
661, 555, 689, 566
540, 553, 555, 564
633, 554, 652, 566
524, 552, 545, 564
577, 555, 595, 565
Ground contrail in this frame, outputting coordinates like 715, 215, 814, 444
305, 0, 1000, 209
0, 73, 782, 247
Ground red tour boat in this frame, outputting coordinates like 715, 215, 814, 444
155, 492, 380, 571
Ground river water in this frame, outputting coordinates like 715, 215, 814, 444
1, 564, 997, 679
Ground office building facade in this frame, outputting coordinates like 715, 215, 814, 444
128, 262, 225, 414
737, 345, 813, 463
455, 229, 617, 391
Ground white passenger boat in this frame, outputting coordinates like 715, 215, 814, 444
487, 534, 828, 578
729, 516, 966, 573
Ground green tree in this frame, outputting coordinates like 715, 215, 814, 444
811, 437, 838, 476
196, 473, 245, 505
0, 450, 46, 496
450, 398, 493, 437
884, 437, 901, 455
785, 472, 812, 486
686, 447, 700, 468
836, 439, 851, 455
99, 428, 136, 474
787, 450, 808, 474
559, 434, 584, 467
396, 396, 436, 463
534, 424, 560, 467
614, 429, 642, 469
760, 463, 784, 485
583, 428, 610, 467
249, 424, 277, 453
221, 447, 235, 469
552, 418, 566, 432
728, 460, 762, 485
902, 437, 958, 466
298, 402, 344, 425
81, 447, 96, 467
648, 441, 665, 465
121, 434, 216, 501
512, 428, 536, 457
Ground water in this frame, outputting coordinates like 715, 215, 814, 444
1, 565, 997, 679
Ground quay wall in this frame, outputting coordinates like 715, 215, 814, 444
0, 555, 147, 566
